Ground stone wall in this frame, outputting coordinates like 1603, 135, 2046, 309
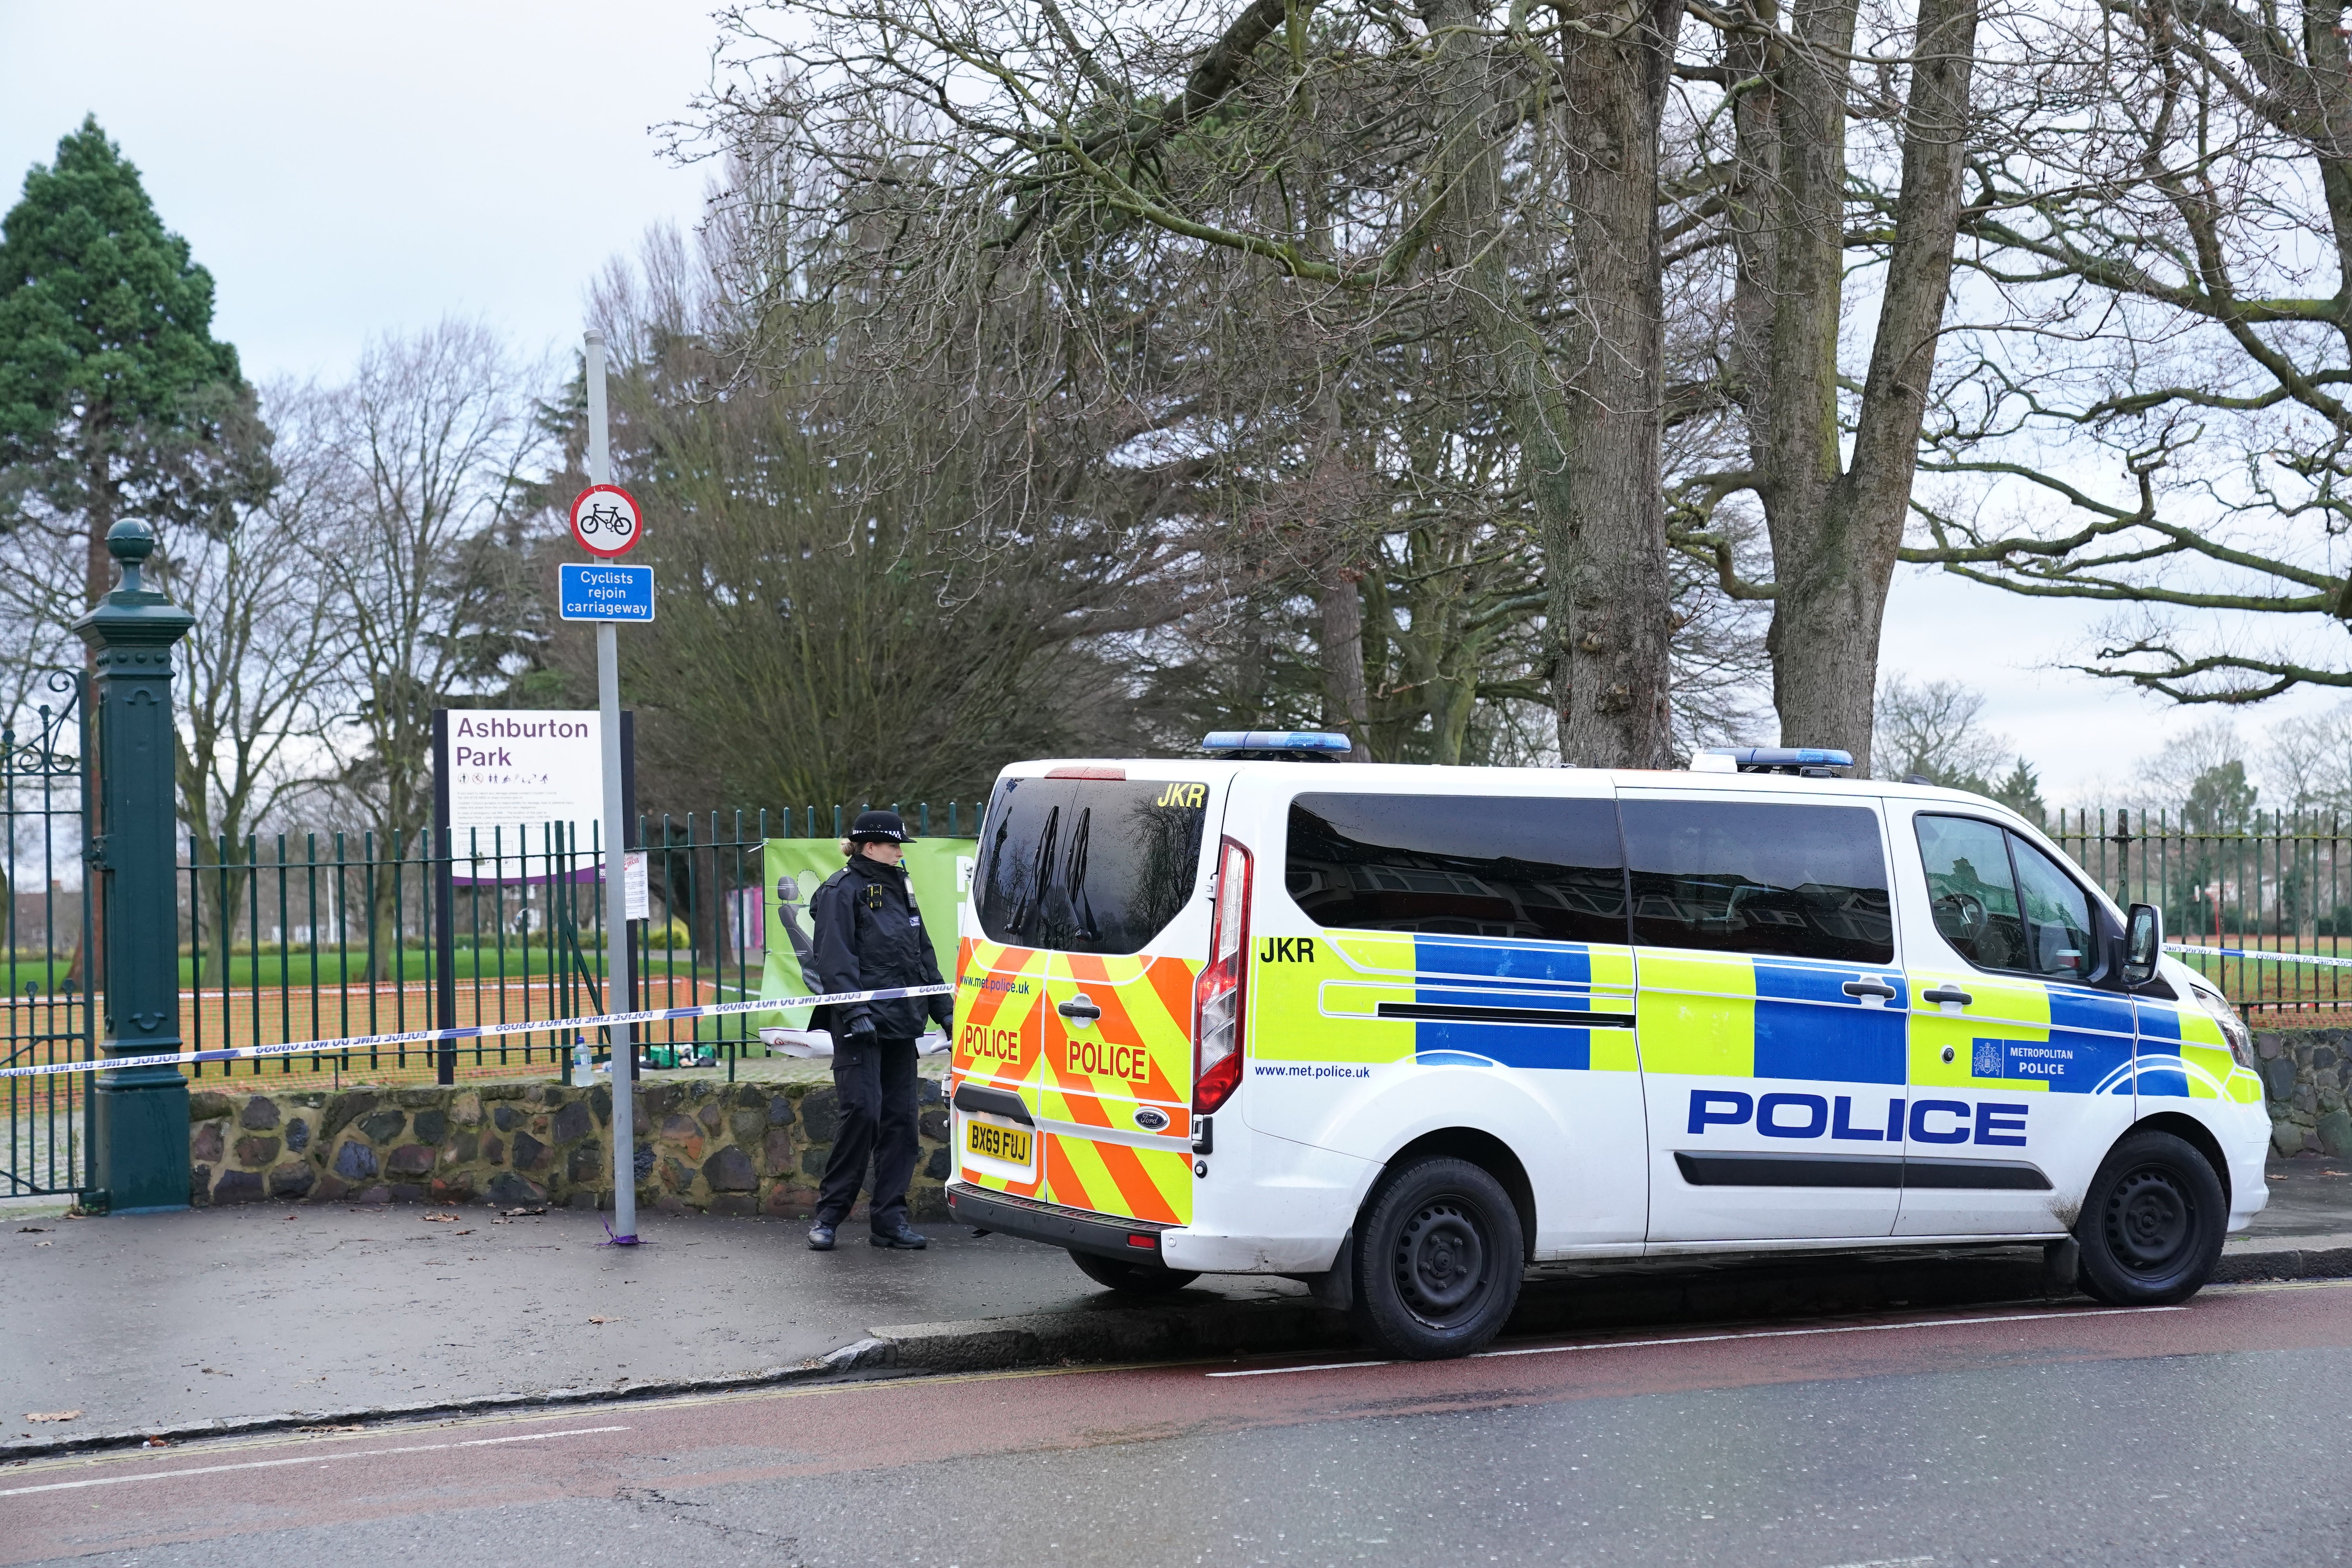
2258, 1027, 2352, 1158
186, 1076, 952, 1218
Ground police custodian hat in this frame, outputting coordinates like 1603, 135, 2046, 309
848, 809, 914, 843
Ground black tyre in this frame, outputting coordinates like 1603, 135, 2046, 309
1068, 1248, 1200, 1294
1346, 1156, 1524, 1359
2075, 1130, 2226, 1306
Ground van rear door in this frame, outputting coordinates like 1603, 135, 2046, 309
952, 769, 1221, 1227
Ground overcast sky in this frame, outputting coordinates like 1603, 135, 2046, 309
0, 2, 2330, 799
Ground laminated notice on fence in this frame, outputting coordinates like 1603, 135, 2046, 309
624, 851, 647, 920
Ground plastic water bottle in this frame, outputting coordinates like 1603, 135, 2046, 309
573, 1040, 592, 1083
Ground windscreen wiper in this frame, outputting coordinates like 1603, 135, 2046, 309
1065, 806, 1096, 942
1006, 804, 1059, 938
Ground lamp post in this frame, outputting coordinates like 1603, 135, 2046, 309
73, 519, 195, 1213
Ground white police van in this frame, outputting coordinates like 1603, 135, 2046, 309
944, 735, 2270, 1359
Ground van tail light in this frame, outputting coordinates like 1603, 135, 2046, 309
1193, 836, 1252, 1114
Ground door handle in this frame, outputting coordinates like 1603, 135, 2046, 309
1921, 984, 1973, 1006
1057, 993, 1102, 1024
1842, 978, 1898, 1000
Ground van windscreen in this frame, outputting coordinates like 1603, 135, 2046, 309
975, 778, 1210, 955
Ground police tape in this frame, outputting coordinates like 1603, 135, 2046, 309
0, 983, 956, 1081
2167, 942, 2352, 970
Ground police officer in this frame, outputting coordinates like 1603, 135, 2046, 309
806, 810, 954, 1250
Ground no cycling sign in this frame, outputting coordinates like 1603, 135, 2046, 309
569, 483, 642, 557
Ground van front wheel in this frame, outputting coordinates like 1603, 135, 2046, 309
1068, 1249, 1201, 1294
1347, 1156, 1524, 1359
2074, 1130, 2226, 1306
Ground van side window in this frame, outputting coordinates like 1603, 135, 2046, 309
1621, 800, 1893, 964
1915, 815, 2026, 969
1285, 794, 1628, 943
1915, 814, 2104, 982
2009, 835, 2102, 982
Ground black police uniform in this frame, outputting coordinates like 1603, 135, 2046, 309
808, 820, 954, 1245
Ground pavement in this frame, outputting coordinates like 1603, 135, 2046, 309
2, 1155, 2344, 1458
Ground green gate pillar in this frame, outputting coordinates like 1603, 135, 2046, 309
74, 521, 196, 1214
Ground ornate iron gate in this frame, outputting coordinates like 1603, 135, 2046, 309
1, 672, 95, 1199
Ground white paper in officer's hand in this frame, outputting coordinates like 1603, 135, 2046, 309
758, 1027, 833, 1058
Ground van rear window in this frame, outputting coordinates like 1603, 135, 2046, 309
1286, 794, 1628, 943
1620, 799, 1891, 963
975, 778, 1210, 955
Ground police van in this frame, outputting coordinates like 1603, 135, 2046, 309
943, 734, 2270, 1359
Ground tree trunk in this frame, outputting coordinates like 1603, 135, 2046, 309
1736, 0, 1978, 771
1317, 563, 1370, 753
1423, 0, 1680, 768
1553, 0, 1684, 768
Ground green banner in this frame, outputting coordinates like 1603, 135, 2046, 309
756, 838, 976, 1028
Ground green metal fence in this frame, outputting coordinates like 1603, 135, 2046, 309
1, 673, 93, 1197
2050, 808, 2352, 1016
178, 802, 984, 1087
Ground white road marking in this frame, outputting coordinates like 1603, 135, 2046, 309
1209, 1358, 1398, 1377
0, 1425, 629, 1496
1205, 1305, 2187, 1377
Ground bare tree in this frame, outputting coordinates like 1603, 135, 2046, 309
158, 380, 352, 986
698, 0, 1686, 764
1656, 0, 1984, 770
308, 322, 548, 971
1874, 675, 2008, 783
1903, 0, 2352, 706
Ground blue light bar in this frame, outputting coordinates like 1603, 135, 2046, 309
1202, 730, 1357, 755
1706, 746, 1855, 773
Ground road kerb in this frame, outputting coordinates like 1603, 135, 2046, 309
6, 1240, 2345, 1465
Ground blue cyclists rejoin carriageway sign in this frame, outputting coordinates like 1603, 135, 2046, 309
559, 562, 655, 622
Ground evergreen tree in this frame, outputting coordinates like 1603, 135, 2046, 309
2184, 760, 2259, 834
0, 116, 267, 610
1992, 757, 2047, 827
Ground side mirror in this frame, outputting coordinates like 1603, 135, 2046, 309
2122, 903, 2163, 988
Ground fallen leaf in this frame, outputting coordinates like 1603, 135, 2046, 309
142, 1436, 170, 1448
503, 1206, 546, 1217
491, 1218, 512, 1226
16, 1226, 49, 1234
283, 1214, 298, 1221
200, 1367, 232, 1376
422, 1212, 459, 1223
25, 1411, 80, 1423
33, 1241, 51, 1248
297, 1424, 363, 1434
452, 1229, 474, 1236
588, 1316, 612, 1325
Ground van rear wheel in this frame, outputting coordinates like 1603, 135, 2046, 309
1068, 1249, 1200, 1295
2074, 1129, 2226, 1306
1347, 1156, 1524, 1359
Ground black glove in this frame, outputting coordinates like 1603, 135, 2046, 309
844, 1014, 877, 1046
930, 996, 955, 1033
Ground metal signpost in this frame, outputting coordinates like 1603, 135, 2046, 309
566, 328, 651, 1245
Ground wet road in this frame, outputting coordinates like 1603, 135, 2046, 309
5, 1279, 2347, 1567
